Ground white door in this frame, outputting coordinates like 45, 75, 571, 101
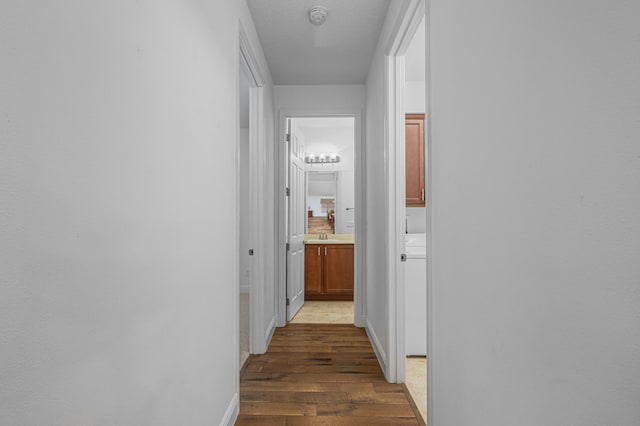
287, 119, 305, 321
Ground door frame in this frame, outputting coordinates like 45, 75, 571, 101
383, 0, 426, 384
275, 109, 366, 328
237, 21, 271, 362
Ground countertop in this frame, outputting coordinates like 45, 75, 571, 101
303, 233, 354, 244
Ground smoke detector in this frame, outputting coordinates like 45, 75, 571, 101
309, 6, 328, 26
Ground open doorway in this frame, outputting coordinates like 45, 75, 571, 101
287, 117, 356, 325
403, 15, 427, 420
237, 25, 271, 370
238, 57, 252, 372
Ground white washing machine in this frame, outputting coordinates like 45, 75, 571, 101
405, 233, 426, 356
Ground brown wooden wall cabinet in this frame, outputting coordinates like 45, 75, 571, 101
304, 244, 354, 300
406, 113, 425, 207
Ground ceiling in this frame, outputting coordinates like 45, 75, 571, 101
247, 0, 391, 85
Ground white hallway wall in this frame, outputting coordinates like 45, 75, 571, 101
0, 0, 275, 424
428, 0, 640, 425
364, 0, 407, 380
274, 85, 365, 114
405, 81, 426, 113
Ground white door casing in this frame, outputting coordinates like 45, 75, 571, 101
238, 20, 276, 358
382, 0, 425, 383
275, 110, 365, 330
286, 120, 305, 321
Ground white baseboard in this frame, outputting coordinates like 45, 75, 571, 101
219, 393, 239, 426
264, 316, 276, 350
366, 318, 388, 379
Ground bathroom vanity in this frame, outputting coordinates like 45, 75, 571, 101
304, 234, 354, 300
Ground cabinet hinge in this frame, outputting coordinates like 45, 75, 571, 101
286, 243, 290, 251
248, 249, 254, 256
400, 253, 407, 262
286, 134, 291, 142
285, 187, 290, 196
286, 298, 290, 306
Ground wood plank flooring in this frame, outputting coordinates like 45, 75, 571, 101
237, 324, 424, 425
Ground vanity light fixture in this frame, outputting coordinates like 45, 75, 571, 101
305, 153, 340, 164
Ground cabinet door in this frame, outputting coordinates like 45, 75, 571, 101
304, 244, 323, 296
323, 244, 354, 298
406, 114, 425, 207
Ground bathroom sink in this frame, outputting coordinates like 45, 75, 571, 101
305, 239, 342, 243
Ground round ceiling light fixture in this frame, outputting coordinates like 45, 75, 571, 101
309, 6, 328, 26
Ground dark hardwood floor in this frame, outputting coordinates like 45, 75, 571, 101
236, 324, 424, 425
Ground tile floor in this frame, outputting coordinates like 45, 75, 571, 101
406, 357, 427, 422
289, 301, 354, 324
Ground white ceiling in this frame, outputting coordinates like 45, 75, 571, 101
247, 0, 391, 85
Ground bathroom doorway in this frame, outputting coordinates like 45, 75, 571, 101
282, 116, 359, 325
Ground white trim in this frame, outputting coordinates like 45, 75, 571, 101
383, 0, 425, 384
354, 106, 367, 329
385, 0, 425, 56
265, 316, 276, 344
275, 109, 366, 328
219, 393, 239, 426
366, 318, 388, 379
385, 54, 407, 384
239, 24, 264, 87
424, 1, 434, 424
239, 21, 275, 357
